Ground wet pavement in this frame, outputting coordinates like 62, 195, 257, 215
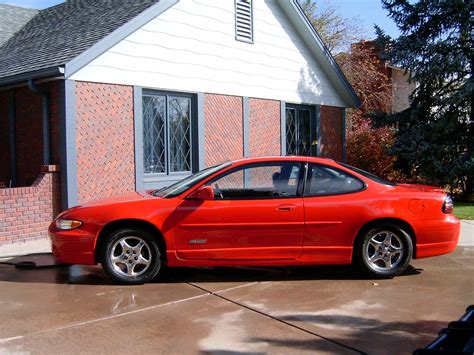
0, 247, 472, 355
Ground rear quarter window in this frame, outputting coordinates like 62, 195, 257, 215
305, 164, 365, 197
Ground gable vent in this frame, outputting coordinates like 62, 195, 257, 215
235, 0, 253, 43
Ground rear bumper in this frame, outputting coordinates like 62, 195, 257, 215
48, 225, 97, 265
413, 215, 460, 259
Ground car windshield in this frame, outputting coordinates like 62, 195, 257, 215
152, 162, 232, 198
338, 162, 396, 186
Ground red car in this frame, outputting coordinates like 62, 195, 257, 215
49, 157, 460, 284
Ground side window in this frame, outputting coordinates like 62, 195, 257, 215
305, 164, 364, 196
206, 163, 301, 199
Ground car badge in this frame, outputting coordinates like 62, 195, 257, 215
188, 239, 208, 245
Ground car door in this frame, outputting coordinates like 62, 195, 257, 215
302, 163, 366, 263
173, 162, 305, 260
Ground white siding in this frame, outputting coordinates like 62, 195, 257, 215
70, 0, 345, 107
391, 68, 415, 113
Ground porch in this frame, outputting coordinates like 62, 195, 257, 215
0, 79, 62, 244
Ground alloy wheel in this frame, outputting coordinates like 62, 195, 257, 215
364, 230, 404, 272
109, 236, 152, 277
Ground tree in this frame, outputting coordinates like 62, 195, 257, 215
299, 1, 404, 180
297, 0, 364, 53
336, 43, 392, 117
336, 43, 400, 180
373, 0, 473, 196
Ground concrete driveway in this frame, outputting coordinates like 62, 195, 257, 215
0, 241, 472, 355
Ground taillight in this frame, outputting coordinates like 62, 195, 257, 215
442, 195, 454, 214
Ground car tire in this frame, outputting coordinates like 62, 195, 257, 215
356, 224, 413, 278
101, 228, 162, 284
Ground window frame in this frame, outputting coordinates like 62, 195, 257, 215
205, 161, 306, 200
142, 89, 198, 183
303, 163, 367, 198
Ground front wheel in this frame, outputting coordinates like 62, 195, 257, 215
101, 228, 162, 284
356, 224, 413, 278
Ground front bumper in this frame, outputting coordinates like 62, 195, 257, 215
48, 224, 97, 265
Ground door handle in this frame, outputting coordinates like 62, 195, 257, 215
277, 204, 296, 212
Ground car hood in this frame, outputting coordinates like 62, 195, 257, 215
76, 191, 156, 208
395, 183, 445, 193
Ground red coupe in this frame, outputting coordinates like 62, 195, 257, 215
49, 157, 460, 284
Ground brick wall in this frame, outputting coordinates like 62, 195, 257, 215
204, 93, 243, 166
319, 105, 343, 161
0, 90, 9, 184
0, 165, 61, 244
249, 98, 280, 157
75, 81, 135, 203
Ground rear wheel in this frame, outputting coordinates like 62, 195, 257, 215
101, 228, 162, 284
356, 224, 413, 278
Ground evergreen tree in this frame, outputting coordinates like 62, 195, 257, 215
373, 0, 473, 196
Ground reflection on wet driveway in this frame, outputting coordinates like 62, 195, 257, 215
0, 247, 472, 354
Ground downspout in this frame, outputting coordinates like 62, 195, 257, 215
27, 79, 51, 165
342, 109, 347, 163
8, 91, 17, 187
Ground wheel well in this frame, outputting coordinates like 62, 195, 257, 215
95, 219, 167, 264
352, 218, 417, 259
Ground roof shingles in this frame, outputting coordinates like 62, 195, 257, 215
0, 0, 159, 81
0, 4, 38, 47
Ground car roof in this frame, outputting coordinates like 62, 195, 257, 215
229, 156, 338, 165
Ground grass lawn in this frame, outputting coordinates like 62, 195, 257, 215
454, 201, 474, 220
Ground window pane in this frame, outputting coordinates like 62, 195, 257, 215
169, 97, 191, 172
298, 109, 311, 156
306, 164, 364, 196
286, 108, 297, 155
207, 163, 300, 199
143, 95, 166, 174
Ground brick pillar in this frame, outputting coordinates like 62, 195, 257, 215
319, 105, 343, 161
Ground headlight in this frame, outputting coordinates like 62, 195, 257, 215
55, 219, 82, 230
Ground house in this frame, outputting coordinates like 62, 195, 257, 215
351, 40, 415, 114
387, 64, 416, 114
0, 0, 359, 244
0, 4, 37, 46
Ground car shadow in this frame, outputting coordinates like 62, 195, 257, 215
245, 313, 446, 355
158, 263, 422, 285
0, 252, 423, 285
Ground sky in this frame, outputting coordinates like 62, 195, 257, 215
0, 0, 401, 39
320, 0, 400, 39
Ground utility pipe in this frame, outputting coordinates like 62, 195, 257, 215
27, 79, 51, 165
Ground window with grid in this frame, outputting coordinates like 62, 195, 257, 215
142, 92, 194, 175
286, 104, 317, 157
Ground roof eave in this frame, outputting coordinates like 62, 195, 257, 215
276, 0, 361, 108
0, 66, 63, 88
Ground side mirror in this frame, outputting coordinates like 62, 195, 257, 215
187, 185, 215, 200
